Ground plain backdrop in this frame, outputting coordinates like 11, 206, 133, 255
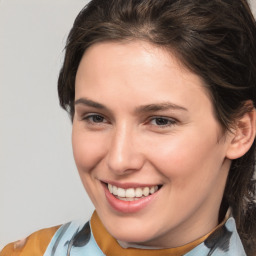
0, 0, 92, 249
1, 0, 256, 249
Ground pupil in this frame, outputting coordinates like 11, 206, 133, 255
156, 118, 167, 125
93, 115, 103, 122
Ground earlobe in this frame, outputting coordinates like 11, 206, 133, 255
226, 107, 256, 160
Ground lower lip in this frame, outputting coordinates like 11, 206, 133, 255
103, 184, 159, 213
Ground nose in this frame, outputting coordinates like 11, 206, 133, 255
107, 123, 144, 175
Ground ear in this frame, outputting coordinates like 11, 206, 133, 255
226, 106, 256, 160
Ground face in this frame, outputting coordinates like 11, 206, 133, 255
72, 41, 233, 248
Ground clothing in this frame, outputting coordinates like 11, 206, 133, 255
1, 211, 246, 256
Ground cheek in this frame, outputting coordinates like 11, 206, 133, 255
147, 131, 225, 186
72, 127, 106, 174
147, 136, 228, 217
72, 127, 108, 205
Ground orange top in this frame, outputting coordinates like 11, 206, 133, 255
0, 211, 225, 256
91, 211, 211, 256
0, 225, 60, 256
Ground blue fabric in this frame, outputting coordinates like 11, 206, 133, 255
44, 216, 246, 256
43, 220, 104, 256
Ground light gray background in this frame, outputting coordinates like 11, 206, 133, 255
0, 0, 92, 249
1, 0, 256, 249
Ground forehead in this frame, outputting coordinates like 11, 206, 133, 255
75, 41, 214, 114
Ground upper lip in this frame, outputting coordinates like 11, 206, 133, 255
101, 180, 161, 189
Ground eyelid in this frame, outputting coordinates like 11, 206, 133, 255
81, 113, 109, 123
75, 105, 112, 121
147, 116, 178, 127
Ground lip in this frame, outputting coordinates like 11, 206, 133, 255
102, 182, 160, 213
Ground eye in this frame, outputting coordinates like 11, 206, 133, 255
149, 117, 176, 127
82, 114, 108, 124
89, 115, 105, 123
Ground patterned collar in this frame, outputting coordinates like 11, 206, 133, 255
44, 210, 246, 256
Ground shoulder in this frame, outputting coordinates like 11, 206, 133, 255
0, 225, 60, 256
43, 219, 104, 256
188, 217, 247, 256
0, 219, 99, 256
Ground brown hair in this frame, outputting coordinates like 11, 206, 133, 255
58, 0, 256, 254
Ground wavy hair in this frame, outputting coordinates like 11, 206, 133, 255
58, 0, 256, 254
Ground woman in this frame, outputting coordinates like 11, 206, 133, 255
1, 0, 256, 255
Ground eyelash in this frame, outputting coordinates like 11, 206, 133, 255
82, 114, 108, 125
82, 113, 177, 128
147, 116, 177, 127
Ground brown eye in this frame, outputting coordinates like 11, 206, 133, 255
150, 117, 176, 127
91, 115, 104, 123
83, 114, 107, 124
155, 118, 169, 126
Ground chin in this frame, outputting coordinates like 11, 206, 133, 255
105, 220, 157, 244
113, 231, 151, 244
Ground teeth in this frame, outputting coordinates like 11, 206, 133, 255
126, 188, 135, 197
108, 184, 113, 193
117, 197, 141, 201
135, 188, 143, 197
107, 184, 159, 199
150, 186, 155, 194
143, 187, 149, 196
117, 187, 126, 197
112, 185, 118, 196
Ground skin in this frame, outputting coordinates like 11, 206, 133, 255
72, 41, 235, 248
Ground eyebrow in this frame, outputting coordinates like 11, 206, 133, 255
74, 97, 188, 113
135, 103, 188, 113
74, 98, 106, 109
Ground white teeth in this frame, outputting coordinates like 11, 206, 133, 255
117, 187, 126, 197
108, 184, 113, 193
117, 197, 141, 201
112, 185, 118, 196
135, 188, 143, 197
107, 184, 159, 199
150, 186, 155, 194
126, 188, 135, 198
143, 187, 149, 196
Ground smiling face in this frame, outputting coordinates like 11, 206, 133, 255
72, 41, 234, 248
